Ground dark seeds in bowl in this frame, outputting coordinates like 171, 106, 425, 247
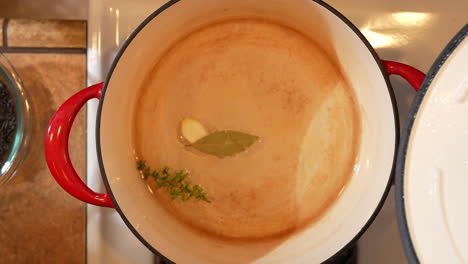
0, 80, 17, 163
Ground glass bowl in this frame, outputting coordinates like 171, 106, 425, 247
0, 53, 31, 186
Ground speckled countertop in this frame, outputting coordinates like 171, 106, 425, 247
0, 19, 86, 264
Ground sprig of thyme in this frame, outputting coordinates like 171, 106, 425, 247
136, 160, 211, 203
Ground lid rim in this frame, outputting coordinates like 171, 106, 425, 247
395, 23, 468, 264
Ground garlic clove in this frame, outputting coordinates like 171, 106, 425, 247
181, 118, 208, 143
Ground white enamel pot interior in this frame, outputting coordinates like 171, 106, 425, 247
97, 0, 397, 263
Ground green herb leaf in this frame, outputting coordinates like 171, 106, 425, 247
136, 160, 211, 203
191, 130, 259, 158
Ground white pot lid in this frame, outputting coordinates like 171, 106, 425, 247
396, 24, 468, 264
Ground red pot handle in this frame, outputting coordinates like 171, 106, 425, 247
44, 61, 424, 207
45, 82, 114, 208
382, 60, 426, 91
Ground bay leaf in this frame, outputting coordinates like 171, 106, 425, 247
191, 130, 259, 158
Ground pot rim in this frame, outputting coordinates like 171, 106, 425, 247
95, 0, 399, 262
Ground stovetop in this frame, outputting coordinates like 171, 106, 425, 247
86, 0, 468, 263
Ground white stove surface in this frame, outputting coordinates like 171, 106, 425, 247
86, 1, 468, 263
